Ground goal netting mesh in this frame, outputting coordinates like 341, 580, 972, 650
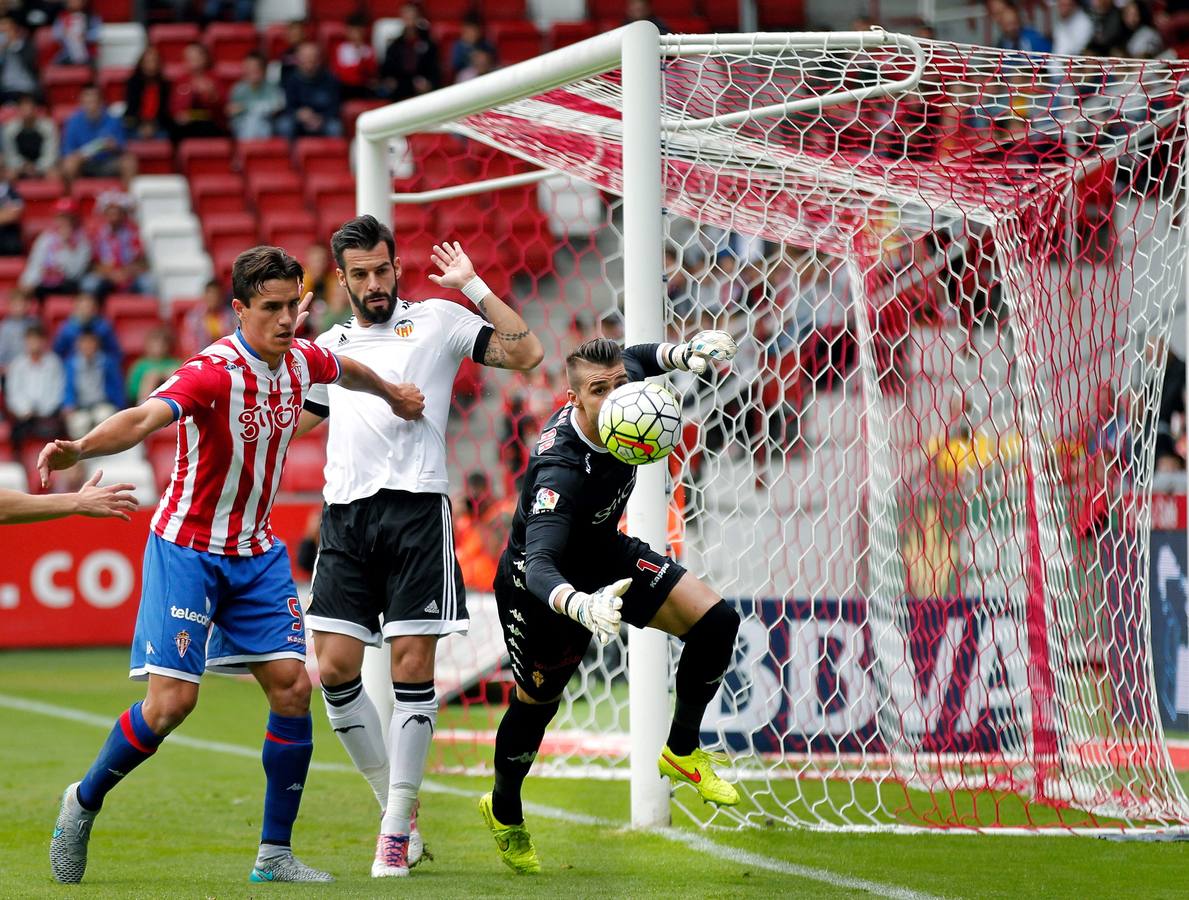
403, 32, 1189, 831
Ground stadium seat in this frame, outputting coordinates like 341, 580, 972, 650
585, 0, 622, 20
204, 22, 260, 64
430, 22, 463, 75
277, 439, 326, 494
191, 173, 248, 218
148, 442, 177, 490
22, 215, 55, 251
758, 0, 805, 27
483, 0, 526, 20
0, 460, 27, 491
71, 178, 123, 219
316, 21, 348, 56
249, 173, 306, 217
144, 214, 205, 262
294, 137, 350, 179
147, 23, 201, 66
157, 256, 214, 303
238, 138, 294, 180
81, 457, 159, 505
131, 175, 192, 225
489, 22, 542, 65
263, 22, 292, 60
107, 293, 160, 321
93, 0, 133, 19
213, 61, 245, 97
664, 17, 710, 34
126, 139, 175, 175
261, 210, 317, 251
18, 179, 67, 220
97, 22, 147, 69
0, 422, 13, 462
341, 98, 386, 139
97, 66, 131, 106
317, 198, 359, 241
548, 21, 598, 49
34, 27, 57, 69
114, 317, 162, 359
0, 257, 24, 294
307, 0, 348, 20
304, 171, 356, 207
178, 138, 235, 179
201, 212, 258, 260
168, 298, 202, 335
44, 295, 77, 338
703, 0, 740, 31
42, 66, 92, 108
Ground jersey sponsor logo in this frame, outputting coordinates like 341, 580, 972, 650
637, 558, 671, 588
532, 487, 560, 514
175, 629, 191, 658
536, 427, 558, 454
170, 605, 210, 627
238, 399, 302, 442
393, 318, 415, 338
593, 478, 635, 524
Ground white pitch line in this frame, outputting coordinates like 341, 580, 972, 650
0, 692, 945, 900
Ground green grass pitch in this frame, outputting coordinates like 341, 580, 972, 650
1, 648, 1186, 898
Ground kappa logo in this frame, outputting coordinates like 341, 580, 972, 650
584, 453, 592, 474
424, 599, 440, 615
175, 630, 191, 658
508, 624, 524, 639
510, 608, 526, 624
508, 637, 521, 652
394, 318, 415, 337
145, 640, 155, 656
513, 558, 526, 572
512, 575, 525, 590
636, 558, 671, 588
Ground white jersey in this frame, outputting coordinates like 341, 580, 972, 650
306, 298, 492, 504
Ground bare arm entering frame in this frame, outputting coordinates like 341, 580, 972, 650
429, 241, 545, 371
0, 470, 138, 524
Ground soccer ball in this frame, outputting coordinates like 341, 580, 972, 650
597, 382, 681, 466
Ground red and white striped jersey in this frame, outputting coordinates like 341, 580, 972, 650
149, 330, 341, 556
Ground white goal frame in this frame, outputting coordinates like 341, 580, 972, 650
353, 21, 927, 829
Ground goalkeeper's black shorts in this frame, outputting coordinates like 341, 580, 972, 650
493, 533, 685, 702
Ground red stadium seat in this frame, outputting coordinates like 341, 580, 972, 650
262, 211, 318, 253
201, 212, 259, 260
204, 22, 260, 65
92, 0, 134, 21
237, 138, 294, 180
341, 98, 385, 139
44, 295, 77, 338
107, 293, 160, 321
115, 317, 161, 359
97, 66, 131, 106
278, 440, 326, 493
587, 0, 623, 20
304, 171, 355, 206
149, 442, 177, 489
758, 0, 805, 28
307, 0, 348, 21
213, 61, 244, 97
178, 138, 235, 179
263, 22, 293, 61
49, 104, 75, 130
126, 139, 175, 174
191, 173, 248, 218
703, 0, 740, 31
169, 298, 202, 336
430, 21, 463, 75
148, 23, 201, 66
0, 419, 12, 461
316, 21, 348, 57
22, 216, 55, 251
665, 17, 710, 34
18, 179, 67, 220
71, 178, 123, 219
0, 257, 24, 294
317, 198, 358, 241
489, 22, 541, 66
42, 66, 92, 108
483, 0, 526, 20
293, 136, 350, 179
249, 173, 306, 218
34, 28, 57, 69
212, 247, 239, 283
406, 132, 464, 162
548, 21, 598, 50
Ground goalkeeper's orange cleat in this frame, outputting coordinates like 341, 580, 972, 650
658, 746, 740, 806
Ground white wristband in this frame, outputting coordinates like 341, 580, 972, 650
461, 275, 491, 306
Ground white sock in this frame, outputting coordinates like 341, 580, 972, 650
380, 681, 437, 836
321, 675, 389, 810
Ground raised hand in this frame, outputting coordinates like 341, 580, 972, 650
295, 290, 314, 333
427, 241, 477, 291
75, 470, 138, 521
677, 330, 738, 375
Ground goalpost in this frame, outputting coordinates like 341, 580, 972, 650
354, 21, 1189, 834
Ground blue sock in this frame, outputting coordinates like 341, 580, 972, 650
77, 702, 164, 811
260, 712, 313, 847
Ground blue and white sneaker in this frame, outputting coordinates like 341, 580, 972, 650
50, 782, 98, 884
249, 850, 334, 883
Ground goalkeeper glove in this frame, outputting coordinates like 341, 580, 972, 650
555, 578, 631, 645
668, 330, 738, 375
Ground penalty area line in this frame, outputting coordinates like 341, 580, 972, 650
0, 692, 945, 900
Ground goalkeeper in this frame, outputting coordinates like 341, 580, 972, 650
480, 333, 741, 874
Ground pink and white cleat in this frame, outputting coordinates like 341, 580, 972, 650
371, 834, 409, 878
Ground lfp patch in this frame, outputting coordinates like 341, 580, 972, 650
532, 488, 560, 514
394, 319, 415, 337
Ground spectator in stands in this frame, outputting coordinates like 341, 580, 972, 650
0, 290, 38, 371
19, 198, 91, 300
81, 190, 152, 298
3, 93, 58, 178
5, 323, 64, 452
331, 14, 378, 100
450, 14, 496, 78
61, 84, 134, 182
279, 42, 343, 138
202, 0, 253, 23
1051, 0, 1093, 56
624, 0, 669, 33
171, 42, 226, 139
1120, 1, 1168, 58
1157, 341, 1186, 472
53, 291, 120, 361
1087, 0, 1127, 55
181, 278, 234, 355
52, 0, 100, 66
123, 47, 173, 141
379, 2, 441, 101
62, 325, 122, 439
453, 469, 503, 591
277, 20, 309, 89
227, 52, 284, 140
995, 2, 1053, 53
455, 47, 495, 84
0, 159, 23, 256
126, 325, 179, 405
0, 15, 39, 104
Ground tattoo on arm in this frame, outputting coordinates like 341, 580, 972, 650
484, 340, 508, 368
497, 329, 530, 342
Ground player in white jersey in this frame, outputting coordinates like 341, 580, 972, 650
295, 215, 543, 877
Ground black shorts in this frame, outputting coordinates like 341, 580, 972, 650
494, 533, 685, 701
307, 490, 467, 645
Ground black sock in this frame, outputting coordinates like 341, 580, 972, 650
492, 694, 559, 825
667, 600, 740, 755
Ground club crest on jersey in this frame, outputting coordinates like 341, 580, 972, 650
175, 630, 191, 658
532, 487, 560, 514
393, 318, 415, 337
532, 670, 545, 688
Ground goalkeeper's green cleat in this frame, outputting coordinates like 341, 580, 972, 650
658, 746, 740, 806
479, 793, 541, 874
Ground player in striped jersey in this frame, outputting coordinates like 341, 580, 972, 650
40, 246, 425, 885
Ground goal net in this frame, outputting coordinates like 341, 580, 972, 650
374, 29, 1189, 832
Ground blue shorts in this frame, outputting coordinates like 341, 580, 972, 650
129, 533, 306, 683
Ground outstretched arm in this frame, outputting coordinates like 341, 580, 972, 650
0, 471, 138, 524
336, 355, 425, 420
429, 241, 544, 371
38, 398, 175, 487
